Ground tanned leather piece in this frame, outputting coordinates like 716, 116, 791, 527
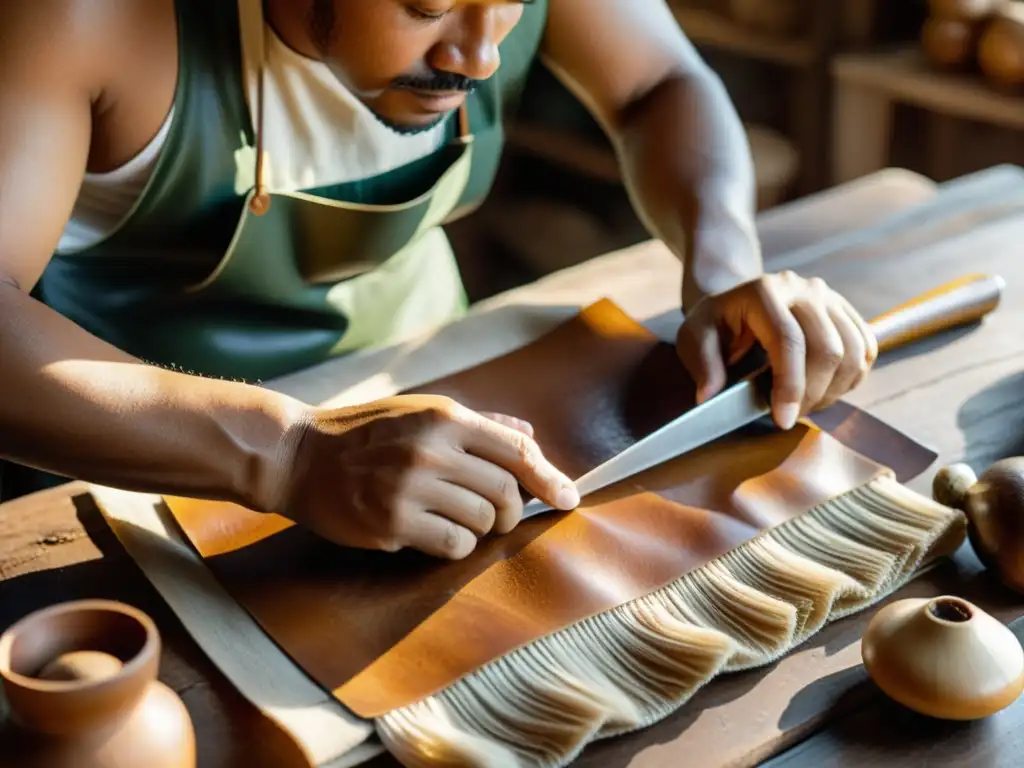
163, 299, 937, 718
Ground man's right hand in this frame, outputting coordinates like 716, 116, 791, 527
267, 394, 580, 560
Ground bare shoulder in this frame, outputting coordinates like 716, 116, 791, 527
0, 0, 178, 172
542, 0, 700, 127
0, 0, 159, 80
0, 0, 179, 290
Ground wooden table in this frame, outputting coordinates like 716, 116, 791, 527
3, 165, 1024, 767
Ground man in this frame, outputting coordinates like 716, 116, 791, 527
0, 0, 876, 559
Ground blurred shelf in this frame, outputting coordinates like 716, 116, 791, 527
833, 47, 1024, 129
669, 6, 817, 68
506, 123, 620, 183
507, 119, 799, 210
832, 45, 1024, 184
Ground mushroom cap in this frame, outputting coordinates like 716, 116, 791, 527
933, 462, 978, 509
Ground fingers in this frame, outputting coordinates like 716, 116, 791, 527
453, 406, 580, 512
727, 327, 756, 365
676, 321, 728, 404
408, 472, 499, 536
839, 296, 879, 367
479, 412, 534, 439
789, 300, 844, 415
440, 450, 525, 535
396, 507, 478, 560
733, 275, 879, 427
832, 304, 869, 389
746, 283, 805, 429
817, 304, 871, 410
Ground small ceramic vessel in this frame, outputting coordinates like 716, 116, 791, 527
978, 3, 1024, 90
862, 595, 1024, 720
0, 599, 195, 768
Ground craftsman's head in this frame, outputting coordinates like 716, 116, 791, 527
265, 0, 527, 134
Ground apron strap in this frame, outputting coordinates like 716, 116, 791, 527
245, 0, 271, 216
250, 58, 271, 215
245, 0, 472, 217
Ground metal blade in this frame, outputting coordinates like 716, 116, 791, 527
522, 372, 773, 519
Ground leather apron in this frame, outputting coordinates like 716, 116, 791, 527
2, 0, 548, 499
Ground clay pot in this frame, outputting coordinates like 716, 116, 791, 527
862, 596, 1024, 719
922, 16, 983, 68
0, 599, 195, 768
934, 458, 1024, 593
929, 0, 1007, 21
729, 0, 805, 37
978, 3, 1024, 89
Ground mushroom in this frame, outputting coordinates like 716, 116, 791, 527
862, 596, 1024, 720
933, 457, 1024, 593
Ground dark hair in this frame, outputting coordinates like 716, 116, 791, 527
309, 0, 336, 55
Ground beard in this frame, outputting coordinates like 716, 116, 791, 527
368, 110, 450, 136
367, 68, 480, 136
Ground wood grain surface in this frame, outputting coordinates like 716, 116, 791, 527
761, 616, 1024, 768
3, 165, 1024, 768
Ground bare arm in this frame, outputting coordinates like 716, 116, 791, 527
541, 0, 762, 310
0, 1, 306, 507
541, 0, 877, 428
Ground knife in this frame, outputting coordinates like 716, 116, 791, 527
522, 273, 1005, 518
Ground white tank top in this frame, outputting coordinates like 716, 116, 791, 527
56, 0, 450, 255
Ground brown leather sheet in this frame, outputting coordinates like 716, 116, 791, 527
163, 300, 938, 718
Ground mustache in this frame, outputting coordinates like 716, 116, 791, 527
391, 69, 480, 93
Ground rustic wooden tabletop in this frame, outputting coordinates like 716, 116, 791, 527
2, 164, 1023, 767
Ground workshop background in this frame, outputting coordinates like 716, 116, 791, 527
449, 0, 1024, 301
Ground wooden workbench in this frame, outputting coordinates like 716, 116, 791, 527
2, 165, 1024, 767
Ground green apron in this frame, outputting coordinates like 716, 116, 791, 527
2, 0, 548, 500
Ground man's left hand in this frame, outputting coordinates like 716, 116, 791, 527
675, 271, 879, 429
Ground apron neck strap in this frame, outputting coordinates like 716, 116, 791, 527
246, 2, 472, 216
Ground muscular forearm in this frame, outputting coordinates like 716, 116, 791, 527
0, 283, 308, 509
612, 68, 763, 310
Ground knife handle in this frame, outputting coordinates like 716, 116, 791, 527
867, 274, 1004, 355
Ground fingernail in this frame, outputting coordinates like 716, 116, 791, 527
556, 484, 580, 510
777, 403, 800, 430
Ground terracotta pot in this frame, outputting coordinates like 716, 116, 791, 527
922, 16, 983, 68
862, 596, 1024, 720
978, 3, 1024, 89
0, 599, 195, 768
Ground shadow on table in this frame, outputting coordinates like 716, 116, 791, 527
775, 552, 1024, 764
0, 492, 315, 768
870, 322, 983, 371
957, 370, 1024, 472
0, 494, 137, 629
769, 617, 1024, 768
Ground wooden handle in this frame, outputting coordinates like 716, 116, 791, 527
867, 274, 1004, 354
